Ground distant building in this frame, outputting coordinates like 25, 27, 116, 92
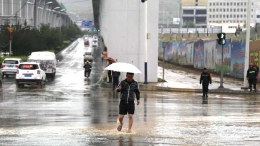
207, 0, 260, 25
182, 0, 207, 28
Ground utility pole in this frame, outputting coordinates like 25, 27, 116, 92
162, 42, 167, 81
243, 0, 252, 87
33, 0, 38, 28
217, 33, 226, 89
141, 0, 148, 84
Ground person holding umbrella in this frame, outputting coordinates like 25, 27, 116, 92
116, 72, 140, 133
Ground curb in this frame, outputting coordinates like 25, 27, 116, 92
100, 82, 259, 94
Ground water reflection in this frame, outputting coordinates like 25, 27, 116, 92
118, 136, 133, 146
143, 94, 147, 122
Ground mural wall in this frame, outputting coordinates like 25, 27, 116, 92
204, 40, 216, 69
158, 39, 260, 79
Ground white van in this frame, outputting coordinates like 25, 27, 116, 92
28, 51, 57, 79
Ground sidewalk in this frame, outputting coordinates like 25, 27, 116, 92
100, 65, 259, 94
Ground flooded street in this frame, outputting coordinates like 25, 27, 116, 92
1, 39, 260, 145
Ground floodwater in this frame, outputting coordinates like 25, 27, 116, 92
0, 38, 260, 145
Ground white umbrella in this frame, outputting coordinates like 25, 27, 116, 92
104, 62, 142, 74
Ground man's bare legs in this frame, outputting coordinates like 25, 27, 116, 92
128, 114, 133, 132
117, 114, 124, 131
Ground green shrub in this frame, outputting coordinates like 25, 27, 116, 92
0, 56, 28, 63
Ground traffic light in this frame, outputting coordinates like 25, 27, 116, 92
141, 0, 147, 3
217, 33, 226, 45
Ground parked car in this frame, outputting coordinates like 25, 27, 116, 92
92, 40, 98, 47
1, 58, 23, 78
15, 62, 46, 88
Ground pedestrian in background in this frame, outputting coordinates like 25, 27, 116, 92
200, 68, 212, 99
253, 63, 259, 82
112, 70, 120, 90
107, 62, 112, 83
116, 72, 140, 133
247, 63, 258, 92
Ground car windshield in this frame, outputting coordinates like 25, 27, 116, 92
19, 64, 38, 70
93, 40, 97, 43
85, 52, 91, 55
4, 60, 19, 64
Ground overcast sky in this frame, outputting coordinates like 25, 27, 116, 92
57, 0, 93, 21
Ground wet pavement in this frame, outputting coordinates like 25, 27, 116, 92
1, 39, 260, 145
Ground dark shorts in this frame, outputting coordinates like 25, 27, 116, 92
119, 101, 135, 115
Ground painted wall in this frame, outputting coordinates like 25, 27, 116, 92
159, 39, 260, 79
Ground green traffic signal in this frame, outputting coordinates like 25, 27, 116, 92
217, 33, 226, 45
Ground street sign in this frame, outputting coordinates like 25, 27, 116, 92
81, 20, 93, 27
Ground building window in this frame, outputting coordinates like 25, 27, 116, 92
213, 9, 215, 12
237, 9, 239, 12
234, 3, 236, 6
227, 9, 229, 12
220, 9, 222, 12
223, 9, 225, 12
209, 15, 211, 18
244, 9, 246, 12
220, 2, 222, 6
216, 15, 218, 18
230, 15, 232, 18
216, 9, 218, 12
220, 15, 222, 18
209, 21, 211, 23
237, 2, 239, 6
252, 15, 253, 18
213, 15, 215, 18
227, 15, 229, 18
223, 15, 225, 18
252, 2, 254, 6
257, 15, 260, 18
234, 9, 236, 12
234, 15, 236, 18
241, 9, 243, 12
213, 3, 215, 6
209, 2, 212, 6
230, 9, 232, 12
216, 2, 218, 6
241, 2, 243, 6
223, 3, 225, 6
244, 2, 246, 6
240, 15, 243, 18
237, 15, 239, 18
227, 2, 229, 6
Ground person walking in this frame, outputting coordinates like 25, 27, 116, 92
247, 63, 258, 92
116, 72, 140, 133
200, 68, 212, 99
253, 63, 259, 82
112, 70, 120, 90
107, 62, 113, 83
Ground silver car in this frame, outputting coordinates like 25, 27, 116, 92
1, 58, 23, 78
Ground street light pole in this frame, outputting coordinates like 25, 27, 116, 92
33, 0, 38, 28
144, 1, 148, 84
243, 0, 252, 87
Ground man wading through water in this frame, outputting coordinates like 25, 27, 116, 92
116, 72, 140, 133
200, 68, 212, 100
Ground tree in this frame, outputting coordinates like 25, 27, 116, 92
182, 20, 195, 28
